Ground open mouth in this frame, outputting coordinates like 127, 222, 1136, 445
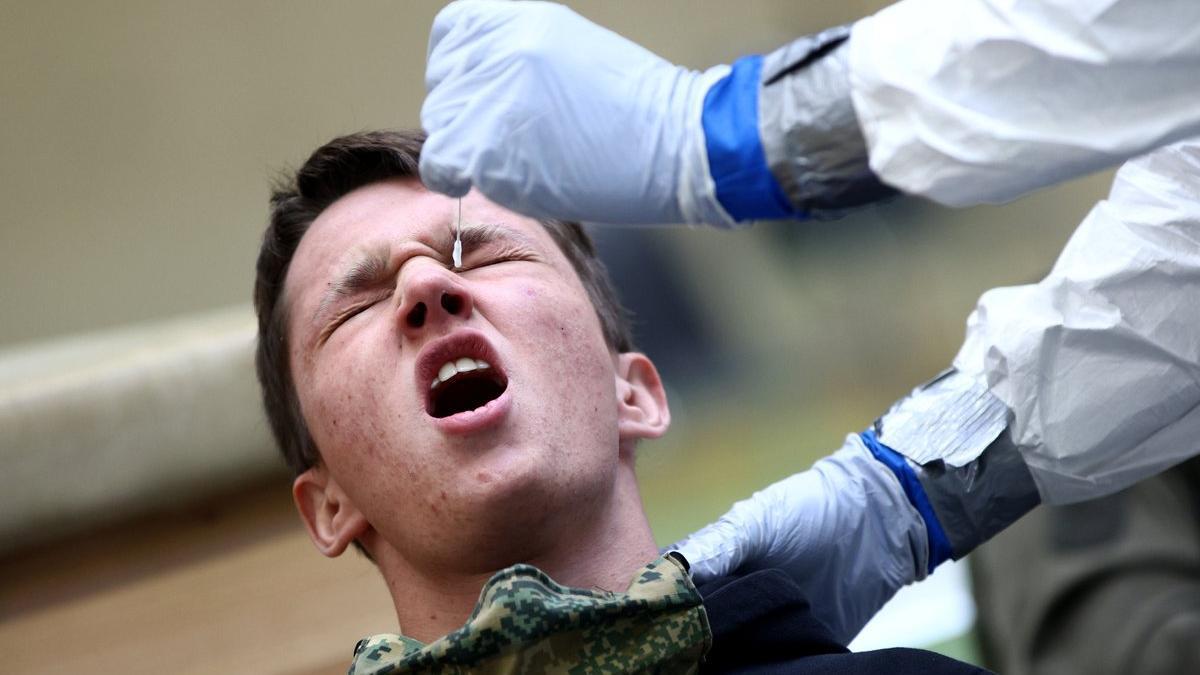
428, 357, 509, 418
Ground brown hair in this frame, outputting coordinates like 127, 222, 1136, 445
254, 129, 633, 477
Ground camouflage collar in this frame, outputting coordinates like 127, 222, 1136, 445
349, 552, 711, 674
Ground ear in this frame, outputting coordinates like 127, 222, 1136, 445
615, 352, 671, 444
293, 466, 371, 558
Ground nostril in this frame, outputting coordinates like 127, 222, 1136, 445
406, 302, 427, 328
441, 292, 463, 315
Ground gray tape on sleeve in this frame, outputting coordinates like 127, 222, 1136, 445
876, 368, 1041, 556
758, 24, 897, 218
878, 368, 1010, 468
910, 429, 1041, 558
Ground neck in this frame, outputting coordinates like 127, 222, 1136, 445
371, 461, 659, 643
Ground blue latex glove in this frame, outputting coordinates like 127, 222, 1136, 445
672, 434, 934, 644
420, 0, 733, 225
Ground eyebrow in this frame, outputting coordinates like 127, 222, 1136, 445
309, 222, 540, 327
455, 221, 540, 252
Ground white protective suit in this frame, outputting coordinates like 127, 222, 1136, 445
811, 0, 1200, 503
419, 0, 1200, 644
677, 0, 1200, 640
850, 0, 1200, 208
675, 138, 1200, 643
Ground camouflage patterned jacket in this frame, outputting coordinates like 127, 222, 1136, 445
348, 552, 710, 674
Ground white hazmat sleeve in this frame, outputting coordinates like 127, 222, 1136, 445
953, 139, 1200, 504
849, 0, 1200, 206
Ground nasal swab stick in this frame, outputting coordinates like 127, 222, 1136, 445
453, 198, 463, 269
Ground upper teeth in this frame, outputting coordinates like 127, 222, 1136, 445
432, 357, 491, 389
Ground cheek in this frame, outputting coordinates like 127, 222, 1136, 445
302, 355, 430, 514
511, 283, 606, 359
299, 329, 408, 463
303, 379, 379, 486
509, 283, 619, 428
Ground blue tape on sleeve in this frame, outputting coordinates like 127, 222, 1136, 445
860, 429, 953, 572
701, 55, 807, 221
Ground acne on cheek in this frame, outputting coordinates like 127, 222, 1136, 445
312, 387, 379, 458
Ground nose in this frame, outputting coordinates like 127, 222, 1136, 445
396, 260, 473, 340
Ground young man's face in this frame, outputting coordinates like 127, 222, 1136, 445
282, 179, 660, 569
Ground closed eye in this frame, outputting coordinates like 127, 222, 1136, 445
320, 293, 390, 342
460, 248, 538, 271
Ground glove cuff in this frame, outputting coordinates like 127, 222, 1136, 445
860, 429, 955, 572
690, 25, 899, 224
875, 369, 1041, 560
699, 55, 803, 222
677, 65, 739, 227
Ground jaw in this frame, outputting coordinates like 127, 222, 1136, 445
360, 424, 658, 642
372, 450, 655, 577
364, 433, 623, 572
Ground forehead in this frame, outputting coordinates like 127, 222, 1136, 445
282, 179, 566, 328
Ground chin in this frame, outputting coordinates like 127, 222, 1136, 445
458, 445, 572, 510
449, 453, 612, 545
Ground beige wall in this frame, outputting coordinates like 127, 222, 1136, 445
0, 0, 885, 348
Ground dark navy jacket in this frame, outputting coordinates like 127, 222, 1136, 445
698, 568, 990, 674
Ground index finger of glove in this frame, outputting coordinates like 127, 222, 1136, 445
418, 137, 472, 199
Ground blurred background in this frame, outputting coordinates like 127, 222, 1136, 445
0, 1, 1115, 673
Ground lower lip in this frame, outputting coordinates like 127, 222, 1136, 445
428, 386, 513, 435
